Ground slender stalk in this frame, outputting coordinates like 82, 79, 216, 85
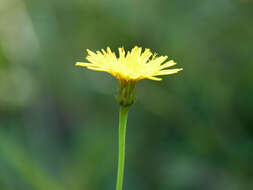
116, 106, 129, 190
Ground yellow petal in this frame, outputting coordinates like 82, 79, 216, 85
146, 76, 162, 81
156, 68, 183, 76
160, 60, 177, 69
76, 62, 93, 67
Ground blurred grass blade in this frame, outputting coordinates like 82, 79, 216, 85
0, 131, 66, 190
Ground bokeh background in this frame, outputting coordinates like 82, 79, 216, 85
0, 0, 253, 190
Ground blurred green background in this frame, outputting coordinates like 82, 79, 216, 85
0, 0, 253, 190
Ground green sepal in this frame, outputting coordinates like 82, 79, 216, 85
115, 80, 136, 107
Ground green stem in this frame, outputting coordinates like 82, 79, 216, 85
116, 106, 129, 190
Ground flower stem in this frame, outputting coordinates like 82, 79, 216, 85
116, 106, 129, 190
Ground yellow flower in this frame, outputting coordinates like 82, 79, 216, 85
76, 46, 183, 82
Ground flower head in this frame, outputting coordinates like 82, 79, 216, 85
76, 46, 183, 82
76, 46, 183, 107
